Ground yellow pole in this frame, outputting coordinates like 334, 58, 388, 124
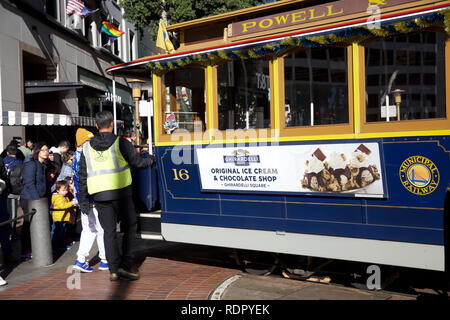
273, 58, 280, 131
352, 43, 361, 136
272, 58, 280, 143
132, 88, 141, 146
206, 66, 214, 142
152, 73, 160, 146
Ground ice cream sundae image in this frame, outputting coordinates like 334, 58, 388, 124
301, 148, 327, 192
302, 144, 380, 193
325, 151, 353, 192
348, 144, 381, 189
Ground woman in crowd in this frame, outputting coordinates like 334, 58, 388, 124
19, 142, 49, 258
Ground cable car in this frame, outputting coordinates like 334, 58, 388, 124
107, 0, 450, 277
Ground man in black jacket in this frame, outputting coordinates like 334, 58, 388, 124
78, 111, 154, 281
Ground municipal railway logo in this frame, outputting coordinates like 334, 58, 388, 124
399, 156, 439, 195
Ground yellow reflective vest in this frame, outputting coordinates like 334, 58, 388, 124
83, 137, 132, 195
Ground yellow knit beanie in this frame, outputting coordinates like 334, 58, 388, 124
76, 128, 94, 147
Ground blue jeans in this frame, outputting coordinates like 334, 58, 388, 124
51, 221, 67, 252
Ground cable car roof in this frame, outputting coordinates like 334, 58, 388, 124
106, 2, 450, 78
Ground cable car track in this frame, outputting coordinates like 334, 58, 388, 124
134, 238, 449, 300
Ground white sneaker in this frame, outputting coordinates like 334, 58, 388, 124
0, 276, 7, 286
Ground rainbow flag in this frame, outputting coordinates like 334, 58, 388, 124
101, 21, 125, 41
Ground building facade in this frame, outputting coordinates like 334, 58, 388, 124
0, 0, 155, 150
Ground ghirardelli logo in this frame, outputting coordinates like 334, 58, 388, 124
223, 149, 260, 166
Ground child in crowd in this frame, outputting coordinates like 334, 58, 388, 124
63, 176, 77, 249
64, 176, 75, 197
50, 180, 78, 253
57, 151, 74, 181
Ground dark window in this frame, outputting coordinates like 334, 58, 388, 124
45, 0, 57, 19
113, 40, 119, 56
284, 47, 349, 127
295, 67, 309, 81
409, 51, 421, 66
368, 48, 380, 66
367, 74, 379, 86
396, 50, 407, 65
101, 31, 109, 48
312, 68, 329, 82
311, 48, 327, 60
424, 32, 436, 44
408, 33, 421, 43
396, 74, 407, 86
381, 50, 394, 65
364, 31, 446, 122
112, 20, 120, 56
285, 66, 292, 80
218, 60, 271, 130
331, 69, 346, 83
409, 73, 421, 85
396, 35, 407, 43
162, 68, 206, 133
424, 52, 436, 65
295, 51, 307, 59
423, 73, 436, 85
84, 19, 93, 45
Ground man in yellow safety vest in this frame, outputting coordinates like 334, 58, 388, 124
77, 111, 154, 281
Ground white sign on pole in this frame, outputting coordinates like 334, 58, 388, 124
139, 100, 153, 117
381, 105, 397, 118
112, 79, 117, 135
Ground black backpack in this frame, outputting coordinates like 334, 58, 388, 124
8, 163, 25, 195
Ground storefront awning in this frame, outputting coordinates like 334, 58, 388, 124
0, 111, 124, 127
79, 68, 134, 106
1, 111, 95, 126
24, 81, 84, 94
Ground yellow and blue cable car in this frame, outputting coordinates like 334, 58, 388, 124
108, 0, 450, 274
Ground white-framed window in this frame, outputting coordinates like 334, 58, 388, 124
83, 20, 98, 47
44, 0, 58, 20
112, 19, 121, 57
129, 29, 135, 61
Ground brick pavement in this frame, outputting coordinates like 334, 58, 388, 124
0, 257, 240, 300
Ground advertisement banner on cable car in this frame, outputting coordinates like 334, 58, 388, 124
196, 142, 385, 197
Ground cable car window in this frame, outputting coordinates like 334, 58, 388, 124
283, 47, 349, 128
364, 31, 446, 122
217, 60, 271, 130
162, 68, 206, 133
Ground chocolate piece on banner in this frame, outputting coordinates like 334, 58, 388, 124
312, 148, 326, 161
356, 144, 371, 155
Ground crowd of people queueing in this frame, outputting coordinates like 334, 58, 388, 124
1, 110, 153, 287
0, 129, 108, 286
